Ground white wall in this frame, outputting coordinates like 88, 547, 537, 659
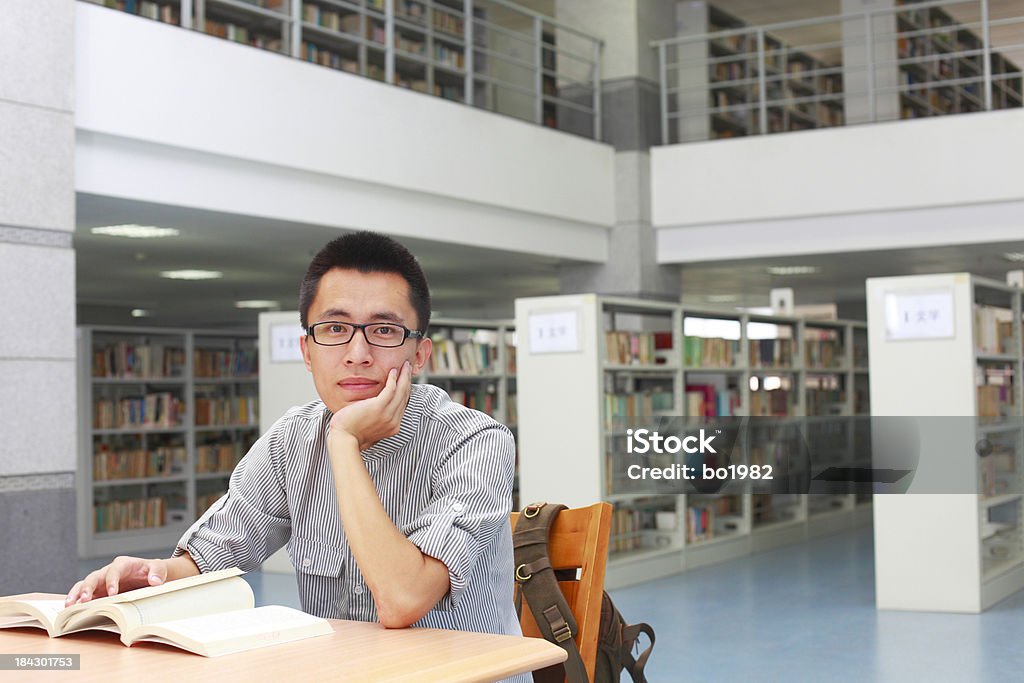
74, 3, 614, 261
653, 109, 1024, 263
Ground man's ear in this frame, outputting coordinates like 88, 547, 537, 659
412, 337, 432, 376
299, 334, 313, 373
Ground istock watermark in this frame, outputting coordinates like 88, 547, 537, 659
607, 416, 1019, 496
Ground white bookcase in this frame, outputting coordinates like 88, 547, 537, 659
77, 326, 259, 559
868, 273, 1024, 612
515, 294, 872, 588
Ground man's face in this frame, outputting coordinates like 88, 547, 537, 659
300, 267, 431, 413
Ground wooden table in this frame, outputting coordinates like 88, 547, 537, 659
0, 594, 565, 682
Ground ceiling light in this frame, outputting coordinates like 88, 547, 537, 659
767, 266, 820, 276
235, 300, 280, 309
1003, 252, 1024, 262
706, 294, 739, 303
91, 224, 180, 239
160, 269, 223, 280
130, 309, 150, 318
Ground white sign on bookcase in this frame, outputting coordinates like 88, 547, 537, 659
270, 324, 306, 362
883, 289, 955, 341
527, 309, 581, 354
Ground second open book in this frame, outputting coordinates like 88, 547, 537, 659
0, 568, 333, 657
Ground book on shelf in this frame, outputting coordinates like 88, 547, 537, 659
604, 390, 674, 430
685, 384, 740, 418
683, 335, 738, 368
749, 339, 794, 367
977, 384, 1014, 419
980, 444, 1016, 498
94, 493, 187, 533
429, 339, 498, 375
93, 342, 185, 379
687, 504, 714, 543
605, 331, 664, 365
194, 396, 259, 427
196, 442, 246, 474
94, 393, 185, 430
93, 444, 187, 481
194, 349, 257, 378
973, 306, 1014, 355
0, 569, 332, 657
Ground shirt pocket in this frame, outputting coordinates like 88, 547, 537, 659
287, 535, 345, 577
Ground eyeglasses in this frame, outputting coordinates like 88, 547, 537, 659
306, 321, 425, 348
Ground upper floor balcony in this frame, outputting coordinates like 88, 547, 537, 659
653, 0, 1022, 144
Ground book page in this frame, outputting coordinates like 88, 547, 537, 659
55, 567, 243, 633
0, 600, 66, 635
60, 577, 253, 640
127, 605, 333, 657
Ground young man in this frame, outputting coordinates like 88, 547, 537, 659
67, 232, 522, 642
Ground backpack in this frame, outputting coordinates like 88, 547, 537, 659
513, 502, 655, 683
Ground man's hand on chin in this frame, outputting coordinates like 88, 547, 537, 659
329, 361, 413, 452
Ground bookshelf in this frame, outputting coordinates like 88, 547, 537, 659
420, 317, 518, 504
300, 0, 469, 99
77, 326, 259, 558
515, 294, 871, 588
673, 3, 844, 142
868, 273, 1024, 612
84, 0, 183, 24
892, 0, 1022, 120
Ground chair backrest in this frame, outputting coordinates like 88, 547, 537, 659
510, 502, 612, 683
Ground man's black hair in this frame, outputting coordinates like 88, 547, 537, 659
299, 231, 431, 333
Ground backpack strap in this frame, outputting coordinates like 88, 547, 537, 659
513, 502, 590, 683
620, 621, 655, 683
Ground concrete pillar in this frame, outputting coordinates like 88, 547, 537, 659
0, 0, 78, 593
842, 0, 900, 124
554, 0, 679, 300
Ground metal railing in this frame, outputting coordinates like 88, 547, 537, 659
652, 0, 1023, 144
83, 0, 603, 139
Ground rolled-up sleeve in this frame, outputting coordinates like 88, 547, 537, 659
174, 424, 291, 572
402, 424, 515, 610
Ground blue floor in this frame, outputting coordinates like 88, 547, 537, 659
78, 527, 1024, 681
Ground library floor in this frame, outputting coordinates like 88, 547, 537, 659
79, 526, 1024, 682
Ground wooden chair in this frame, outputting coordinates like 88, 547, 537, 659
510, 502, 612, 683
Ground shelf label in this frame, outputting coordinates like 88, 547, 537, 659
884, 289, 955, 340
271, 324, 306, 362
528, 309, 580, 354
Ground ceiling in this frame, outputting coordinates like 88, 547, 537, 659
75, 195, 563, 330
75, 194, 1024, 330
677, 240, 1024, 316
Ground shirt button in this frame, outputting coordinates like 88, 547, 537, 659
452, 502, 464, 513
302, 558, 312, 568
353, 584, 364, 595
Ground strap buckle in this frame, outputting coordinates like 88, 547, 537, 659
552, 622, 573, 643
523, 502, 546, 518
515, 563, 533, 582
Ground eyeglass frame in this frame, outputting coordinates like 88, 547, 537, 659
306, 320, 426, 348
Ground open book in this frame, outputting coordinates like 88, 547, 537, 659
0, 568, 333, 657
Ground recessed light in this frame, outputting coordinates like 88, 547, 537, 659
160, 269, 223, 280
1003, 252, 1024, 262
235, 300, 280, 309
91, 224, 180, 239
706, 294, 739, 303
130, 309, 150, 317
767, 266, 820, 276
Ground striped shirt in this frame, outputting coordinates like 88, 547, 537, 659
175, 384, 527, 681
